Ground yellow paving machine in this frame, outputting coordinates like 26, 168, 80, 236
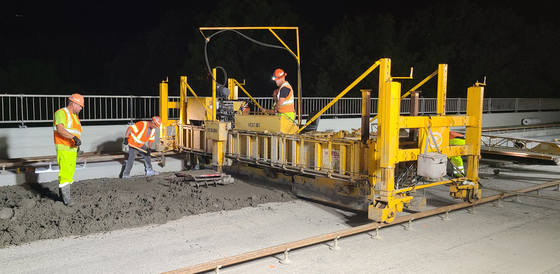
157, 27, 485, 223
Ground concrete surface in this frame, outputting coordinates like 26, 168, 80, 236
0, 163, 559, 274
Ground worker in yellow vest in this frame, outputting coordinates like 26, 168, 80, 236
259, 68, 295, 122
122, 116, 162, 179
53, 93, 84, 206
449, 131, 465, 177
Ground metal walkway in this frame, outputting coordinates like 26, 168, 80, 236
480, 123, 560, 164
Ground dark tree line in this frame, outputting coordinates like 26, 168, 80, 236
1, 0, 558, 98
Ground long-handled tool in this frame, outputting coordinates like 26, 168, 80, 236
134, 146, 166, 167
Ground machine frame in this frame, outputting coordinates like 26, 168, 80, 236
157, 27, 484, 223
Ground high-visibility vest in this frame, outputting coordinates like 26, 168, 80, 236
53, 107, 82, 147
127, 121, 155, 148
276, 81, 294, 114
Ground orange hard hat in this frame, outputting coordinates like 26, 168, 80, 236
152, 116, 162, 128
68, 93, 84, 107
272, 68, 286, 80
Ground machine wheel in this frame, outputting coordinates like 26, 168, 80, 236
385, 212, 396, 223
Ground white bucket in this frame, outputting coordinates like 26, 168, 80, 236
417, 152, 447, 179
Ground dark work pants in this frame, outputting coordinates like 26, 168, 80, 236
123, 145, 152, 177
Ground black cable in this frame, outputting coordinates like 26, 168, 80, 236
203, 29, 301, 94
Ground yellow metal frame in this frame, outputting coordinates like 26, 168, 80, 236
232, 79, 263, 110
298, 61, 381, 133
199, 26, 302, 125
162, 56, 484, 224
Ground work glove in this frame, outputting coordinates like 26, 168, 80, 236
72, 136, 82, 147
146, 148, 152, 155
123, 138, 128, 145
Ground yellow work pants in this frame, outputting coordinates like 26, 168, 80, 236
57, 150, 77, 187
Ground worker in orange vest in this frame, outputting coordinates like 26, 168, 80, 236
122, 116, 162, 179
259, 68, 295, 122
53, 93, 84, 206
449, 131, 465, 177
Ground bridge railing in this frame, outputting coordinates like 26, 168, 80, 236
1, 94, 559, 126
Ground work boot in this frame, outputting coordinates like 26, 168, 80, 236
146, 169, 159, 176
59, 184, 74, 206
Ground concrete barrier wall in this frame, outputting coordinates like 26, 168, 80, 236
2, 111, 560, 160
480, 111, 560, 128
0, 124, 139, 159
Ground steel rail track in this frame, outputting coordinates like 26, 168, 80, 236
482, 186, 560, 201
0, 151, 178, 169
163, 179, 560, 274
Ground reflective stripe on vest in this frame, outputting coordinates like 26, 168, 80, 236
129, 121, 156, 148
276, 82, 295, 114
131, 121, 147, 145
53, 108, 82, 136
53, 107, 82, 147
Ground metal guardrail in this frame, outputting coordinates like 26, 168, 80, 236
1, 94, 559, 126
0, 94, 180, 127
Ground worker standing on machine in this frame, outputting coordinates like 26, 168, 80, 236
449, 131, 465, 177
122, 116, 162, 179
259, 68, 295, 122
53, 93, 84, 206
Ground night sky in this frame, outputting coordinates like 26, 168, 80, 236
2, 0, 435, 57
1, 0, 558, 97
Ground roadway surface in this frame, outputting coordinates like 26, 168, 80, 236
1, 163, 559, 274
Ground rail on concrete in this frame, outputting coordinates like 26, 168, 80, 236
2, 94, 560, 127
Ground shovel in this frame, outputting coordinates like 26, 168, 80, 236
135, 146, 166, 167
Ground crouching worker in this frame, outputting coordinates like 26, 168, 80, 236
449, 131, 465, 177
122, 116, 162, 179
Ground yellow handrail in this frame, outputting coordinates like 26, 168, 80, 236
369, 69, 439, 123
181, 78, 212, 117
297, 61, 381, 134
232, 79, 263, 110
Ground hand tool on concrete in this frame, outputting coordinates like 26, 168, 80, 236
134, 146, 166, 167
